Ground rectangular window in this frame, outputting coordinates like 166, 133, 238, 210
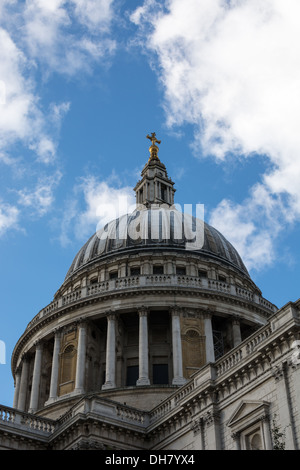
153, 265, 164, 274
126, 365, 139, 386
130, 267, 140, 276
198, 270, 207, 278
109, 271, 118, 279
176, 266, 186, 275
153, 364, 168, 384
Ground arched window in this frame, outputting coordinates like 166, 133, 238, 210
182, 329, 205, 378
250, 433, 263, 450
59, 344, 76, 395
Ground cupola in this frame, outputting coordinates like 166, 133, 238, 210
134, 133, 176, 207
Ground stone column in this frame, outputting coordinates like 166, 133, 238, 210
18, 355, 29, 411
261, 416, 273, 450
102, 313, 116, 389
272, 362, 297, 449
74, 321, 87, 394
13, 367, 21, 409
29, 342, 43, 413
137, 308, 150, 386
232, 318, 242, 347
171, 308, 186, 385
48, 329, 62, 401
231, 432, 241, 450
204, 314, 215, 363
204, 408, 221, 450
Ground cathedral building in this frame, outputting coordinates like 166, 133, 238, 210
0, 134, 299, 450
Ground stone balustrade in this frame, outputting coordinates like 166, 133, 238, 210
0, 405, 56, 435
215, 323, 273, 378
26, 275, 277, 331
116, 404, 149, 425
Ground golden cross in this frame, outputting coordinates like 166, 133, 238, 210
146, 132, 161, 147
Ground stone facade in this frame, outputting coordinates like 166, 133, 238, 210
1, 299, 299, 450
0, 141, 299, 450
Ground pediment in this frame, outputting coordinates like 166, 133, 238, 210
227, 400, 270, 429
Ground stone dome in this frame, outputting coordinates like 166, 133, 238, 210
65, 206, 250, 281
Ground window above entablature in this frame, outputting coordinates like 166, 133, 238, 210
153, 265, 164, 274
130, 266, 140, 276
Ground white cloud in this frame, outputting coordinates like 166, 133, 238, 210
17, 172, 63, 217
0, 201, 20, 236
0, 25, 68, 163
0, 1, 116, 159
0, 1, 117, 236
58, 175, 136, 245
71, 0, 114, 32
22, 0, 116, 76
209, 195, 276, 271
75, 176, 136, 240
132, 0, 300, 271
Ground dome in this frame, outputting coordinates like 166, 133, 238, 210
11, 133, 277, 426
65, 206, 249, 280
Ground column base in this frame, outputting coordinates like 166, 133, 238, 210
136, 378, 150, 386
102, 382, 116, 390
73, 388, 85, 395
44, 397, 58, 406
172, 377, 186, 386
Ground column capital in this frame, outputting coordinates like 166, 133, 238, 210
231, 431, 241, 440
203, 409, 220, 428
34, 340, 43, 350
203, 311, 213, 320
138, 306, 149, 316
191, 417, 202, 436
53, 326, 63, 337
21, 352, 30, 362
76, 317, 88, 328
272, 364, 285, 382
170, 306, 183, 316
15, 364, 22, 376
106, 310, 116, 321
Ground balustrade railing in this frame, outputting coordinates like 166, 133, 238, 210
0, 405, 56, 434
26, 274, 276, 330
215, 322, 273, 378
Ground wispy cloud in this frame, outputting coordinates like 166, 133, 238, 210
17, 171, 63, 217
0, 0, 117, 236
0, 201, 20, 236
22, 0, 116, 76
132, 0, 300, 271
58, 175, 136, 246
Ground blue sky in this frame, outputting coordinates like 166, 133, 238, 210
1, 0, 300, 407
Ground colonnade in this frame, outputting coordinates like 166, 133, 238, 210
13, 310, 243, 413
